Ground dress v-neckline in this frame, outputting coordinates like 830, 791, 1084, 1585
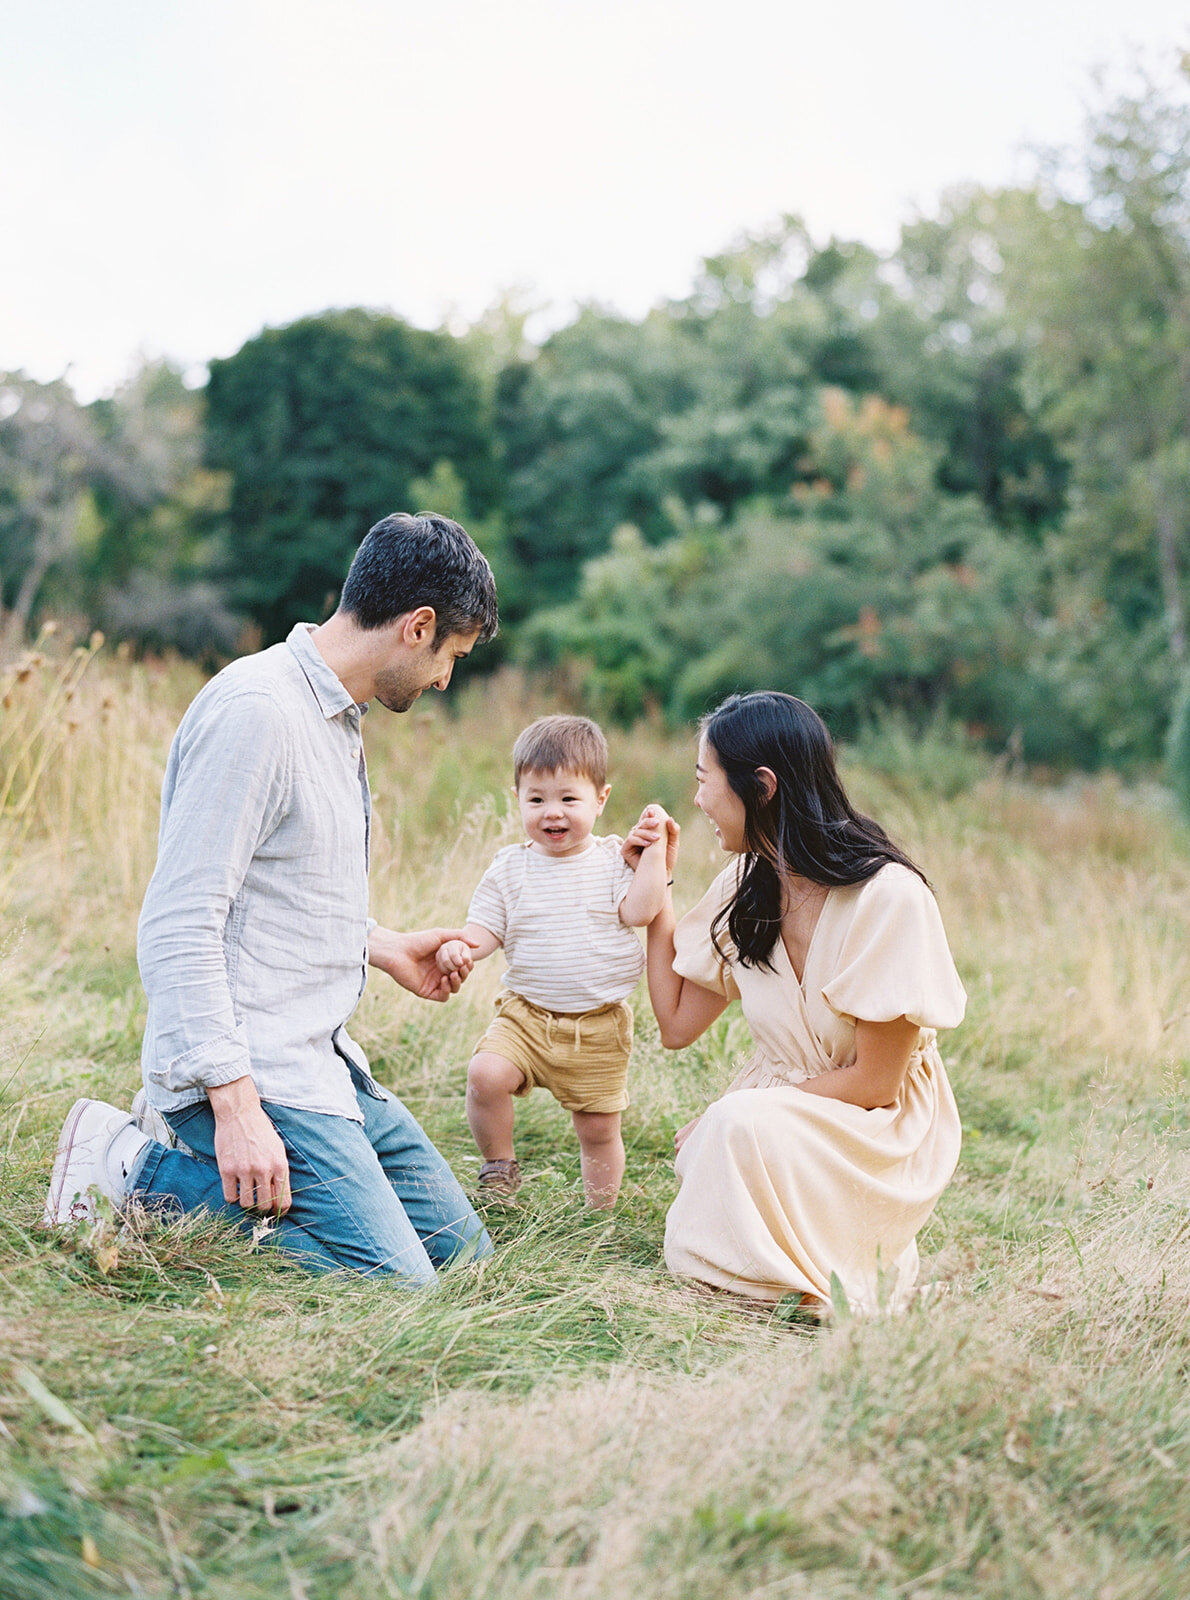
776, 887, 831, 989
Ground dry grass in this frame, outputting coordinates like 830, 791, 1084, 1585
2, 647, 1189, 1598
359, 1174, 1190, 1600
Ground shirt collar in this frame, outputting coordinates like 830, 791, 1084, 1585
285, 623, 360, 721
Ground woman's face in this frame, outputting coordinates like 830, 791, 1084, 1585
695, 734, 748, 853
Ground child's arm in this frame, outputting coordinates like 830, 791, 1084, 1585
436, 923, 502, 976
618, 805, 677, 927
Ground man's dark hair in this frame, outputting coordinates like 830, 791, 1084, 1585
338, 511, 499, 644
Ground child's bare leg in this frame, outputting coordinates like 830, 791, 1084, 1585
466, 1052, 525, 1161
571, 1110, 624, 1210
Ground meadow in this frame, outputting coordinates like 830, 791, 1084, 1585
1, 641, 1189, 1599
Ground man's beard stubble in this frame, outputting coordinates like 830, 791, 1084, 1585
371, 659, 425, 714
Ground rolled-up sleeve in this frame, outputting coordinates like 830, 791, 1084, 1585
137, 689, 291, 1096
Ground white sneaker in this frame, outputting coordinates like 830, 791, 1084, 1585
131, 1087, 174, 1147
43, 1099, 149, 1226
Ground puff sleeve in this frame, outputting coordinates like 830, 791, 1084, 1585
672, 867, 741, 1001
819, 864, 966, 1030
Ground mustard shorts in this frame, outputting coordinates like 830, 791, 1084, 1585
472, 991, 633, 1115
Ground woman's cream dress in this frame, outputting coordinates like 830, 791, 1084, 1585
664, 861, 966, 1314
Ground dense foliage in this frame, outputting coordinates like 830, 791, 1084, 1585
205, 309, 497, 642
3, 59, 1189, 778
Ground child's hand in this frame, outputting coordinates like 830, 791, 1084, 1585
435, 938, 475, 978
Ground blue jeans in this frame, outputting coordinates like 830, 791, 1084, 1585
132, 1067, 492, 1283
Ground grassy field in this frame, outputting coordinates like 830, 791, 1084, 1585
2, 642, 1189, 1599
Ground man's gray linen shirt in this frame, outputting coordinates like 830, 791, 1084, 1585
138, 623, 382, 1121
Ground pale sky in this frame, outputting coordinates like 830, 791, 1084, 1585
2, 0, 1187, 398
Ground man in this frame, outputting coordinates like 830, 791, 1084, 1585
44, 512, 498, 1283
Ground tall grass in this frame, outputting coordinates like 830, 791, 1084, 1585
2, 649, 1188, 1598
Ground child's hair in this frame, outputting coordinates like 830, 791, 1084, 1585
513, 715, 609, 790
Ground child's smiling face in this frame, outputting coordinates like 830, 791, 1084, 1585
516, 767, 611, 857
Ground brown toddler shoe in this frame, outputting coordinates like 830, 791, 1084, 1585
478, 1158, 522, 1199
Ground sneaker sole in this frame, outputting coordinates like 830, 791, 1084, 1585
43, 1098, 96, 1227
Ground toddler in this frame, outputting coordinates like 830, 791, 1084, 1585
437, 715, 670, 1208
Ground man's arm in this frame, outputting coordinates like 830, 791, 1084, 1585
138, 690, 296, 1212
138, 690, 290, 1096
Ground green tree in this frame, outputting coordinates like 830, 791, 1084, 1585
497, 220, 885, 616
88, 361, 239, 658
495, 307, 693, 614
0, 372, 115, 654
990, 61, 1190, 763
1167, 670, 1190, 817
205, 309, 496, 642
525, 388, 1039, 742
877, 192, 1068, 538
496, 212, 1064, 624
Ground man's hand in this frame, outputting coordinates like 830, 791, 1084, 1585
208, 1077, 291, 1214
622, 805, 680, 875
369, 925, 479, 1001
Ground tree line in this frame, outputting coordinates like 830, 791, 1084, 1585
3, 59, 1190, 783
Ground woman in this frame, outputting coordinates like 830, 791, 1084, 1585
627, 692, 966, 1315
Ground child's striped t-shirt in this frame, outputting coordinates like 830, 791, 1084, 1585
467, 836, 646, 1012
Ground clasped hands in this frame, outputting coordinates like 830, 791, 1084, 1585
369, 924, 482, 999
622, 803, 681, 876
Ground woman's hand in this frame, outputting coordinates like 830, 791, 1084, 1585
674, 1115, 701, 1153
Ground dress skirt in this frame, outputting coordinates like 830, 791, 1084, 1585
663, 1049, 962, 1315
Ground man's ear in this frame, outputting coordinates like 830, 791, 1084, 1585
401, 606, 438, 645
755, 766, 778, 804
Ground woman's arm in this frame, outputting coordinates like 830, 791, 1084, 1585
625, 810, 726, 1046
794, 1016, 921, 1109
646, 895, 729, 1048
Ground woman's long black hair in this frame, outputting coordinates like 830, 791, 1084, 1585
703, 691, 927, 969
